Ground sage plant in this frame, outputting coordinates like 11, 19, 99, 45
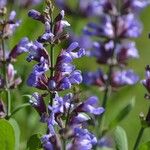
16, 0, 105, 149
0, 0, 23, 119
82, 0, 149, 136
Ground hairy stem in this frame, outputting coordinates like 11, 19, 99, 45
1, 34, 11, 119
97, 65, 112, 138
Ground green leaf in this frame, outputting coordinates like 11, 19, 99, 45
10, 103, 30, 117
109, 97, 135, 128
114, 126, 128, 150
0, 119, 15, 150
139, 141, 150, 150
27, 134, 42, 150
9, 119, 20, 150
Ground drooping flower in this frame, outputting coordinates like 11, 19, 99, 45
76, 96, 105, 115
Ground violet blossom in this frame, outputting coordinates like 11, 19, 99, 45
82, 0, 148, 90
18, 1, 104, 149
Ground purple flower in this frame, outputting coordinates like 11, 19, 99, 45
3, 10, 21, 38
83, 69, 139, 88
41, 134, 61, 150
51, 42, 85, 91
67, 128, 97, 150
28, 9, 70, 44
112, 69, 139, 87
69, 113, 90, 125
28, 9, 45, 23
117, 13, 142, 38
84, 15, 114, 38
27, 41, 50, 63
29, 92, 47, 117
70, 34, 93, 50
27, 57, 49, 90
9, 37, 31, 60
76, 96, 105, 115
115, 41, 139, 64
54, 10, 70, 36
7, 64, 22, 88
56, 0, 114, 17
84, 13, 142, 39
38, 22, 54, 43
89, 40, 139, 65
83, 69, 106, 88
0, 0, 7, 9
123, 0, 150, 13
44, 93, 73, 131
89, 41, 114, 65
78, 0, 104, 17
0, 64, 21, 89
142, 65, 150, 93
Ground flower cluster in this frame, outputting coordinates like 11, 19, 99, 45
83, 0, 150, 90
55, 0, 102, 17
17, 1, 104, 149
0, 5, 22, 89
0, 0, 22, 118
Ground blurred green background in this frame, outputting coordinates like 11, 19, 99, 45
4, 1, 150, 150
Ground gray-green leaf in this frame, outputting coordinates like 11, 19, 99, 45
9, 118, 20, 150
114, 126, 128, 150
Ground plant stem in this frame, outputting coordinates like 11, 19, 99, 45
49, 44, 55, 106
96, 65, 112, 138
50, 44, 55, 77
1, 37, 6, 82
133, 127, 144, 150
6, 89, 11, 118
102, 65, 112, 109
1, 34, 11, 119
65, 101, 72, 128
49, 7, 55, 106
63, 140, 66, 150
